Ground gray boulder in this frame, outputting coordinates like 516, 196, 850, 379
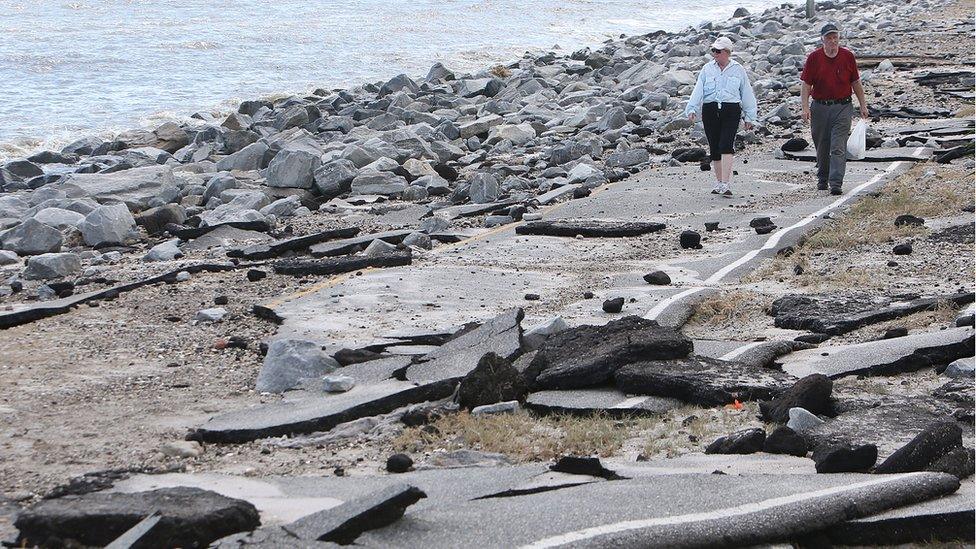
23, 252, 81, 280
0, 195, 29, 219
266, 147, 321, 189
203, 173, 238, 203
32, 207, 85, 230
350, 171, 407, 196
260, 195, 302, 217
468, 173, 500, 203
944, 357, 974, 378
153, 121, 189, 153
1, 218, 63, 255
80, 204, 137, 247
215, 141, 269, 172
786, 407, 825, 433
459, 114, 504, 139
62, 136, 104, 156
314, 159, 359, 197
0, 250, 18, 266
61, 165, 179, 210
606, 148, 649, 168
144, 239, 183, 262
256, 339, 339, 393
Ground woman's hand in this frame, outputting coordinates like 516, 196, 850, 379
688, 112, 696, 122
744, 121, 753, 130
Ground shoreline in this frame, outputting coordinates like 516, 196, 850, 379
0, 1, 801, 163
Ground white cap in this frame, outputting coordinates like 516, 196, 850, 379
710, 36, 734, 51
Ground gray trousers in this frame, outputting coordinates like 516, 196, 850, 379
810, 101, 853, 189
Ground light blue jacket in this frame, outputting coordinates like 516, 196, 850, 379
683, 59, 758, 123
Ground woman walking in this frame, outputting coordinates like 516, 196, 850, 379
684, 36, 758, 197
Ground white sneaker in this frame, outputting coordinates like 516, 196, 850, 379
717, 182, 731, 196
710, 181, 722, 194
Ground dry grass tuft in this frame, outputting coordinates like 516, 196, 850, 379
688, 290, 769, 328
803, 164, 970, 251
641, 402, 766, 458
392, 410, 648, 461
489, 64, 512, 78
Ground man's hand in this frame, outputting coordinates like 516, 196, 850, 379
859, 104, 869, 119
688, 112, 697, 122
743, 121, 753, 131
802, 108, 810, 124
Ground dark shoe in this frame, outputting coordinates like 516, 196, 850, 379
830, 188, 842, 196
817, 181, 828, 190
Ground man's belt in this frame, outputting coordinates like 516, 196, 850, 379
813, 97, 852, 105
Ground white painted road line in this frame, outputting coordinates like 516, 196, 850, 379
719, 341, 765, 361
519, 473, 920, 549
644, 150, 922, 322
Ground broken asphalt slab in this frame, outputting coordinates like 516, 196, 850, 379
188, 380, 456, 443
355, 472, 959, 548
515, 219, 666, 238
273, 250, 412, 277
615, 355, 796, 406
525, 387, 683, 417
802, 398, 959, 459
14, 487, 260, 548
405, 308, 523, 384
525, 316, 693, 390
770, 292, 975, 335
780, 327, 975, 378
824, 479, 974, 545
105, 467, 961, 548
282, 483, 425, 544
309, 229, 413, 257
227, 226, 360, 260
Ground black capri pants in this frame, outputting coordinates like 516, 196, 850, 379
701, 102, 742, 160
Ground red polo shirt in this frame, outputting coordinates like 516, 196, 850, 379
800, 47, 860, 100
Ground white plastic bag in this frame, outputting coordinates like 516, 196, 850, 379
846, 118, 867, 160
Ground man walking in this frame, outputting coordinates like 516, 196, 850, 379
800, 23, 869, 195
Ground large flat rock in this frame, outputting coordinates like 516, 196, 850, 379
405, 309, 524, 384
525, 388, 683, 417
614, 355, 796, 406
60, 165, 178, 210
189, 380, 456, 443
781, 327, 974, 378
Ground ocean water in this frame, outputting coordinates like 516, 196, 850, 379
0, 0, 792, 159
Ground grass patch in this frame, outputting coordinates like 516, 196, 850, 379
392, 410, 649, 461
688, 290, 768, 329
641, 402, 768, 459
803, 164, 970, 251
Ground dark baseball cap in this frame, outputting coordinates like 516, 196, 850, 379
820, 23, 840, 36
